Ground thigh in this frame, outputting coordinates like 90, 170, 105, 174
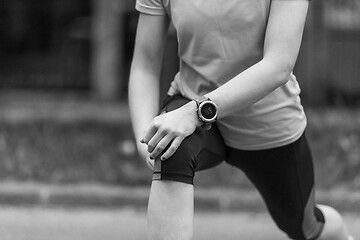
153, 95, 226, 184
226, 133, 324, 240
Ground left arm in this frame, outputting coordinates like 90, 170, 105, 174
205, 0, 310, 118
142, 0, 310, 160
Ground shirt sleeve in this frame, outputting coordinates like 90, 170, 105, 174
135, 0, 167, 15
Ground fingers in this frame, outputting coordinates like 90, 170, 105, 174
141, 116, 166, 151
160, 136, 184, 160
140, 111, 194, 162
146, 130, 167, 153
140, 126, 157, 145
141, 116, 180, 160
148, 134, 175, 160
142, 129, 184, 161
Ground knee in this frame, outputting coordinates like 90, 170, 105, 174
316, 205, 350, 240
166, 132, 203, 170
273, 204, 344, 240
153, 130, 204, 184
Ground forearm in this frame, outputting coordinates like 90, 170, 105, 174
205, 58, 291, 119
128, 13, 170, 143
128, 69, 160, 142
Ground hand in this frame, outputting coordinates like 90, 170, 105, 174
141, 101, 200, 161
136, 141, 155, 170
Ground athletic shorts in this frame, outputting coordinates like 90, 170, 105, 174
153, 94, 325, 240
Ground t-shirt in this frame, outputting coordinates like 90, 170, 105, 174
135, 0, 309, 150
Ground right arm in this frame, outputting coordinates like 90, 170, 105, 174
128, 13, 170, 168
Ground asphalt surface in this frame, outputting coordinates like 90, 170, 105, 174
0, 206, 358, 240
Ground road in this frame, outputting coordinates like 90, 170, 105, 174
0, 206, 358, 240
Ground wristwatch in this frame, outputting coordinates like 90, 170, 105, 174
194, 96, 218, 130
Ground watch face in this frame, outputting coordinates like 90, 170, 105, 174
200, 102, 217, 120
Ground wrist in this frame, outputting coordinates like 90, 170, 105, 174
182, 101, 203, 127
193, 97, 218, 130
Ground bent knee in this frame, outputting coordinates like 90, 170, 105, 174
275, 206, 325, 240
152, 130, 204, 185
280, 205, 349, 240
316, 205, 349, 240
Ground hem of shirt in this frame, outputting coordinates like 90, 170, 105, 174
135, 2, 167, 15
225, 123, 307, 151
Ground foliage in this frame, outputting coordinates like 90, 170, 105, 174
0, 108, 359, 190
0, 121, 151, 185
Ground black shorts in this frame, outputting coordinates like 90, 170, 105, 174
153, 94, 325, 240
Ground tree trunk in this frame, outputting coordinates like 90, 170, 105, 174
91, 0, 125, 101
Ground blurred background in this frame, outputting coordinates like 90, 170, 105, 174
0, 0, 359, 239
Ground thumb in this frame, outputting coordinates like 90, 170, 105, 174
146, 158, 155, 170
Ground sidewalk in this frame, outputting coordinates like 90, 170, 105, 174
0, 181, 359, 213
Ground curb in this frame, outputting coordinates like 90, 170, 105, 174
0, 182, 359, 213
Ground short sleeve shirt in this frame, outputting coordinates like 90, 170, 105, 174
135, 0, 310, 150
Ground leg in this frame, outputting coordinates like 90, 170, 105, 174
226, 133, 352, 240
147, 95, 226, 240
147, 180, 194, 240
148, 134, 224, 240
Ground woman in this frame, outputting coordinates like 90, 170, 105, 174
128, 0, 353, 239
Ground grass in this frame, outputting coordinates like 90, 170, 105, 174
305, 108, 360, 189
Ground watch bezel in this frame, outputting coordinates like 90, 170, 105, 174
198, 100, 218, 123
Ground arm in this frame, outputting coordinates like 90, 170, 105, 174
142, 0, 310, 161
206, 0, 310, 118
128, 13, 170, 168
